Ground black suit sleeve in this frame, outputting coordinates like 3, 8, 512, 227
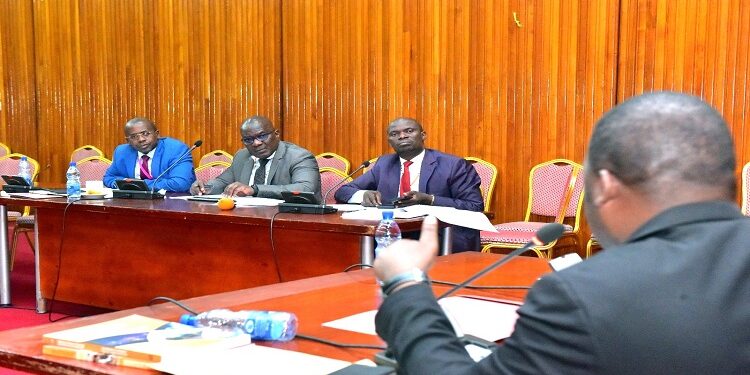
375, 275, 600, 374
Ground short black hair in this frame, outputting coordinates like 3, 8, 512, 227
587, 91, 736, 198
241, 115, 274, 131
124, 117, 157, 133
388, 117, 423, 132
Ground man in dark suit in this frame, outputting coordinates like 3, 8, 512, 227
334, 117, 484, 252
104, 117, 195, 192
373, 92, 750, 374
190, 115, 322, 201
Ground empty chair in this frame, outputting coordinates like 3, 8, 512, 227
0, 154, 41, 270
76, 156, 113, 184
320, 167, 352, 204
71, 145, 105, 163
464, 157, 498, 212
195, 161, 231, 182
199, 150, 233, 167
481, 159, 585, 258
315, 152, 351, 175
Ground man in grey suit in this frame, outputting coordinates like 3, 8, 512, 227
190, 116, 322, 201
373, 92, 750, 374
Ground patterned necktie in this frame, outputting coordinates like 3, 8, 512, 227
140, 155, 152, 179
253, 158, 270, 185
400, 160, 413, 196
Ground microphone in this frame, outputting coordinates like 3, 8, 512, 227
437, 222, 565, 299
148, 140, 202, 196
278, 160, 371, 215
374, 223, 566, 369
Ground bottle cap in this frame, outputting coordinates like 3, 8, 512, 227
179, 314, 197, 326
381, 210, 394, 220
21, 156, 27, 161
69, 161, 76, 166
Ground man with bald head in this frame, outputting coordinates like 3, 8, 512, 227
104, 117, 195, 192
373, 92, 750, 373
191, 115, 321, 201
335, 117, 484, 252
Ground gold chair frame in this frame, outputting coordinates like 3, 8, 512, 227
71, 145, 105, 162
464, 156, 498, 212
315, 152, 351, 175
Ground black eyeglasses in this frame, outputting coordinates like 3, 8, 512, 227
242, 132, 273, 145
126, 130, 156, 141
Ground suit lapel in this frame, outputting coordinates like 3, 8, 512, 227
382, 155, 401, 199
239, 154, 254, 185
150, 139, 164, 177
266, 142, 286, 184
418, 150, 437, 192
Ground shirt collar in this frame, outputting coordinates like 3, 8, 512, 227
400, 149, 425, 165
251, 151, 276, 163
138, 148, 157, 159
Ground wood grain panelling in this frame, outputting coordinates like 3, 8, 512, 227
282, 0, 618, 223
30, 0, 281, 183
0, 0, 38, 162
618, 0, 750, 194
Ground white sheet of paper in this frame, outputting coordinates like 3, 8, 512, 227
328, 204, 367, 212
322, 296, 520, 342
151, 344, 352, 375
403, 205, 497, 232
340, 207, 427, 220
232, 196, 284, 207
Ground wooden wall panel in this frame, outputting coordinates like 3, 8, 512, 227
30, 0, 281, 184
0, 0, 38, 163
617, 0, 750, 192
282, 0, 619, 223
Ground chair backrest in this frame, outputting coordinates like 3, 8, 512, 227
742, 162, 750, 216
77, 156, 112, 184
0, 153, 41, 185
0, 142, 10, 158
464, 157, 498, 211
525, 159, 585, 232
320, 167, 352, 204
315, 152, 350, 175
199, 150, 233, 167
71, 145, 105, 163
195, 161, 231, 182
363, 157, 378, 175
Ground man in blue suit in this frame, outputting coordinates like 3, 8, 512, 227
335, 117, 484, 252
104, 117, 196, 193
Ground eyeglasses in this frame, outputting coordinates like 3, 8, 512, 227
126, 130, 155, 141
242, 132, 273, 145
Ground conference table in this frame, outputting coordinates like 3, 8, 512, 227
0, 252, 551, 374
0, 195, 429, 311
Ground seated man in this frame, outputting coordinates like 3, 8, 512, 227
190, 115, 321, 201
334, 117, 484, 252
104, 117, 195, 192
373, 92, 750, 374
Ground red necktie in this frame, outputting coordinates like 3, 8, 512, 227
140, 155, 153, 179
400, 160, 413, 196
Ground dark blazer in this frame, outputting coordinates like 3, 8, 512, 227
103, 137, 195, 193
376, 201, 750, 374
335, 149, 484, 252
207, 141, 322, 202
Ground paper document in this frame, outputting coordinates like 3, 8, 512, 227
152, 344, 352, 375
341, 207, 427, 221
175, 195, 283, 207
328, 204, 367, 212
322, 296, 520, 342
339, 205, 496, 232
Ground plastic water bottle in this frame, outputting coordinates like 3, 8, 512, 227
66, 162, 81, 201
18, 156, 31, 186
374, 210, 402, 257
180, 309, 298, 341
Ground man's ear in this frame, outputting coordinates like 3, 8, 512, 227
592, 169, 622, 206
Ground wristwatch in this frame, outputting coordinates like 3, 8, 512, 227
381, 268, 429, 297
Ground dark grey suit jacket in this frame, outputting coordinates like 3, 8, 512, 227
207, 141, 322, 202
376, 201, 750, 374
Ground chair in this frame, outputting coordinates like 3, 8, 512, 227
0, 142, 10, 157
464, 157, 498, 212
315, 152, 350, 175
363, 157, 378, 175
586, 235, 602, 258
71, 145, 105, 163
76, 156, 112, 184
741, 162, 750, 216
195, 161, 231, 182
0, 154, 41, 271
320, 167, 352, 204
199, 150, 233, 167
480, 159, 585, 259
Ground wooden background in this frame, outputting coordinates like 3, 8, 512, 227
1, 0, 749, 227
